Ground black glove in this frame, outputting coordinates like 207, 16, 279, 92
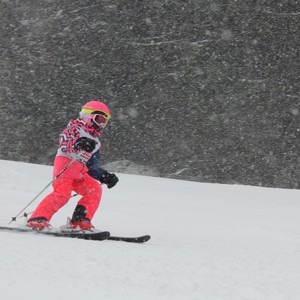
74, 137, 96, 153
100, 172, 119, 189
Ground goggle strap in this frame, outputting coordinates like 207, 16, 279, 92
81, 108, 111, 120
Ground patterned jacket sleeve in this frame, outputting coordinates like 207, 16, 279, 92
59, 123, 81, 154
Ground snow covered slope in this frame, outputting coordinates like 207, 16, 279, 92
0, 159, 300, 300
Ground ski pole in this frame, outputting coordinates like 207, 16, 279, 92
9, 159, 75, 224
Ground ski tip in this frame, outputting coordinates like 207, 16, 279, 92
107, 234, 151, 243
142, 235, 151, 242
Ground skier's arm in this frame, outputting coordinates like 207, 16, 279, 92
59, 125, 95, 163
87, 151, 107, 179
59, 126, 81, 154
87, 152, 119, 189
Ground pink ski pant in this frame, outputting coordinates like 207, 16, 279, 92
31, 156, 102, 221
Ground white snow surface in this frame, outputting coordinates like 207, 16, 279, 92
1, 159, 300, 300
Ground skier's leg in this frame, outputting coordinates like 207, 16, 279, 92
71, 174, 102, 221
29, 156, 87, 222
30, 177, 73, 221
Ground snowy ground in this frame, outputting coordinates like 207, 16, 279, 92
0, 159, 300, 300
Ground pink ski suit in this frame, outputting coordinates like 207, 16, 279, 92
30, 119, 105, 222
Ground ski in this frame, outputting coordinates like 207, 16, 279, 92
0, 225, 110, 241
0, 225, 150, 243
107, 234, 151, 243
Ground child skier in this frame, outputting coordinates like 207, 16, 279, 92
27, 100, 118, 231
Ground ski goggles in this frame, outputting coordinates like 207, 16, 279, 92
92, 113, 109, 127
